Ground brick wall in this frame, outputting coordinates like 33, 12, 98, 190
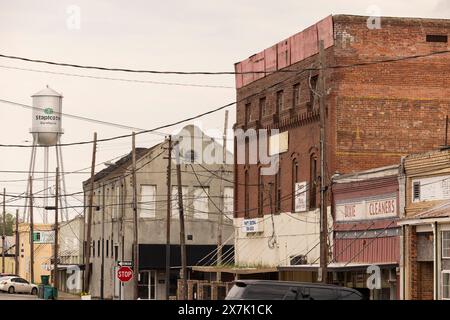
234, 15, 450, 219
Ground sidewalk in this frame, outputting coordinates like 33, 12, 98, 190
57, 291, 81, 300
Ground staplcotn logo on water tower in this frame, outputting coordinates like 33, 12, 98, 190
36, 107, 60, 121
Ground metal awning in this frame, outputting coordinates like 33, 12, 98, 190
191, 266, 278, 274
278, 262, 398, 272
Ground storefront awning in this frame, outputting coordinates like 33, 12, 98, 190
278, 262, 398, 272
191, 266, 278, 274
398, 200, 450, 226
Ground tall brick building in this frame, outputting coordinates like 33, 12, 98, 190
233, 15, 450, 273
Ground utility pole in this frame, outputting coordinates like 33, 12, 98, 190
445, 115, 449, 147
216, 110, 229, 281
131, 132, 139, 300
53, 167, 59, 291
175, 144, 187, 300
100, 184, 105, 299
29, 179, 34, 284
165, 136, 172, 300
318, 39, 328, 284
84, 132, 97, 293
2, 188, 5, 274
15, 209, 19, 276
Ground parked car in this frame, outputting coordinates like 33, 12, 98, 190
0, 276, 38, 295
225, 280, 363, 300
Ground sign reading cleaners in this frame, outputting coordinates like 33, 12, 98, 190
336, 194, 397, 222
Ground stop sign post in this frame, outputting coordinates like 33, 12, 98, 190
117, 266, 133, 283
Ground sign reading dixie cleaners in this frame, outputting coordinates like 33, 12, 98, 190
336, 195, 397, 222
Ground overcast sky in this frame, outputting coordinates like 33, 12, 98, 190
0, 0, 448, 222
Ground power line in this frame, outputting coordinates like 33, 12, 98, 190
0, 64, 234, 89
0, 50, 448, 75
0, 99, 236, 147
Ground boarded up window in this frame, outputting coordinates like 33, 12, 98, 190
140, 185, 156, 218
223, 187, 234, 220
193, 187, 209, 219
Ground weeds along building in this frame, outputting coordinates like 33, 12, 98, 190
83, 125, 234, 300
233, 14, 450, 278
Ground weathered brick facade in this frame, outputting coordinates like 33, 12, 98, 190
234, 15, 450, 220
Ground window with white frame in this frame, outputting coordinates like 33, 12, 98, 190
112, 186, 120, 220
223, 187, 234, 220
193, 187, 209, 219
443, 271, 450, 300
171, 186, 188, 219
443, 231, 450, 259
140, 185, 156, 218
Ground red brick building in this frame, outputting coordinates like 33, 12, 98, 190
233, 15, 450, 272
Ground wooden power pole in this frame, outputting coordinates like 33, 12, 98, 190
53, 167, 59, 291
217, 110, 229, 281
2, 188, 5, 274
100, 184, 105, 299
175, 145, 187, 300
84, 132, 97, 292
165, 136, 172, 300
15, 209, 19, 276
131, 132, 139, 300
29, 179, 35, 284
318, 39, 328, 284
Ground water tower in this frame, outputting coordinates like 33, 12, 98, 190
24, 86, 69, 224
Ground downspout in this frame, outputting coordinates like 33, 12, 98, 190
433, 221, 439, 300
399, 157, 406, 300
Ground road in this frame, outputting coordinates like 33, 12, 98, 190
0, 291, 38, 300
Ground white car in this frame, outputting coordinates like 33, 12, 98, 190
0, 276, 38, 295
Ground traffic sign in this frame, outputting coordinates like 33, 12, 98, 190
117, 266, 133, 282
118, 261, 132, 267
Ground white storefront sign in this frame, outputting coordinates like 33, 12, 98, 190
269, 131, 288, 156
242, 218, 262, 233
294, 181, 307, 212
412, 174, 450, 202
336, 195, 397, 222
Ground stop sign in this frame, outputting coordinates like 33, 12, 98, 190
117, 266, 133, 282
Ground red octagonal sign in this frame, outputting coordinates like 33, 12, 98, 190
117, 266, 133, 282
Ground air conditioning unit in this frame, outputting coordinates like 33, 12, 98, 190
290, 254, 307, 266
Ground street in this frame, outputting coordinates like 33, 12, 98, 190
0, 291, 38, 300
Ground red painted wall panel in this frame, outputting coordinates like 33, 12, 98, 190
334, 236, 400, 264
235, 63, 243, 89
302, 24, 319, 59
252, 51, 265, 81
277, 38, 291, 69
264, 45, 277, 75
241, 57, 254, 86
234, 16, 335, 88
317, 15, 334, 49
290, 31, 305, 64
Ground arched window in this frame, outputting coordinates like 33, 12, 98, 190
309, 154, 317, 209
244, 169, 249, 218
291, 158, 299, 212
258, 166, 263, 217
275, 166, 281, 213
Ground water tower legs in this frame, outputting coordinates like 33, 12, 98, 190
43, 146, 49, 224
23, 139, 37, 223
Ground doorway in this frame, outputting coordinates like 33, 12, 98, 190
138, 270, 157, 300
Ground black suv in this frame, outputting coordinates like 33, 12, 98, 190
225, 280, 363, 300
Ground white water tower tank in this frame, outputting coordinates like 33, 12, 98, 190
31, 86, 63, 146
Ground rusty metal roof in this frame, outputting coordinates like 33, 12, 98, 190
406, 200, 450, 220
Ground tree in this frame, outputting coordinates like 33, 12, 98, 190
1, 213, 15, 236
